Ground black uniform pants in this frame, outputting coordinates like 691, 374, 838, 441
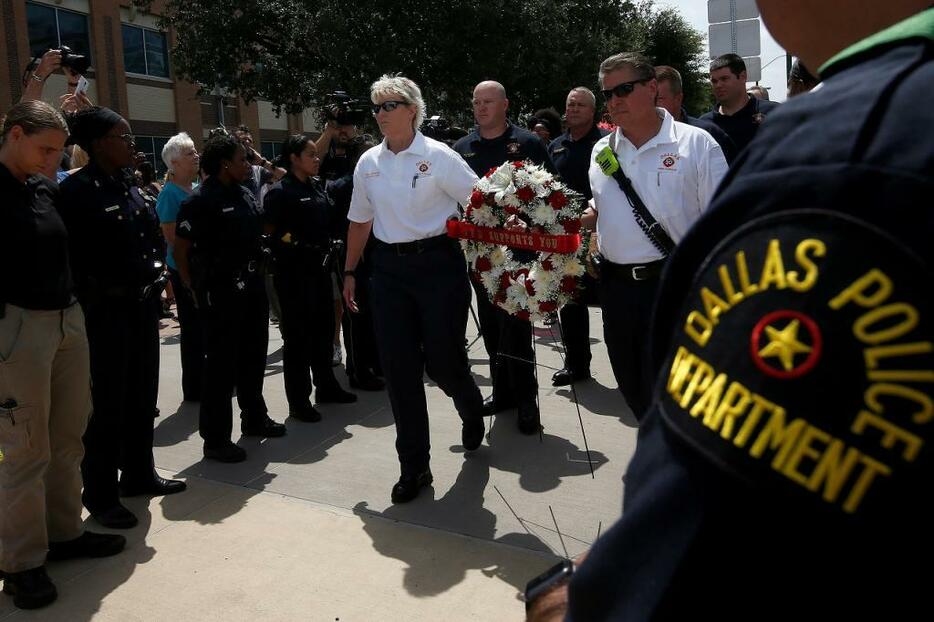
81, 294, 159, 511
199, 274, 269, 447
169, 269, 204, 401
471, 281, 537, 409
558, 273, 599, 374
599, 271, 662, 421
342, 257, 380, 379
274, 266, 339, 409
369, 239, 484, 477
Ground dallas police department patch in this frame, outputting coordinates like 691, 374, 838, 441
657, 210, 932, 520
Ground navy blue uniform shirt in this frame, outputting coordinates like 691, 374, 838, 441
568, 9, 934, 621
58, 163, 162, 298
0, 164, 74, 309
452, 122, 557, 178
681, 108, 738, 164
175, 176, 265, 282
547, 125, 608, 199
700, 94, 781, 155
263, 173, 339, 270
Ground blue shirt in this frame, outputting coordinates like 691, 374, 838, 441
155, 181, 191, 269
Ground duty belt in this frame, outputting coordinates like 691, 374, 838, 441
374, 234, 452, 256
600, 258, 666, 281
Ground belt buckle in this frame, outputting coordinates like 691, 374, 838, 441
631, 265, 647, 281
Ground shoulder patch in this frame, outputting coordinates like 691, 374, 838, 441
656, 210, 933, 521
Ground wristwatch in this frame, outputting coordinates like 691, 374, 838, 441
524, 559, 574, 611
30, 73, 44, 83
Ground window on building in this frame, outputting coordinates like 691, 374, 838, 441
26, 2, 92, 64
122, 25, 169, 78
260, 141, 283, 163
134, 136, 171, 177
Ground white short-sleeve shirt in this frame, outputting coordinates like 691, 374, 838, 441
348, 131, 479, 243
589, 108, 728, 264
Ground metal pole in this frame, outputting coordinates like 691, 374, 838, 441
729, 0, 737, 53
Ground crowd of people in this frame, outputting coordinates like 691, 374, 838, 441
1, 0, 931, 617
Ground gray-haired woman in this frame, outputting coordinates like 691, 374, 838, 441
343, 74, 486, 503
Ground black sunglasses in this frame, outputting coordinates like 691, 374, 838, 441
371, 101, 408, 114
601, 78, 651, 100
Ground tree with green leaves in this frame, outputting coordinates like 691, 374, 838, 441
137, 0, 710, 124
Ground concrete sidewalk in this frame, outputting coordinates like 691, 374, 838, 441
1, 301, 639, 621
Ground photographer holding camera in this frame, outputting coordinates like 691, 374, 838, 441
315, 93, 383, 390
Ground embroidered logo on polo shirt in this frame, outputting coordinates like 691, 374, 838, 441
660, 153, 680, 170
416, 160, 431, 174
657, 210, 933, 521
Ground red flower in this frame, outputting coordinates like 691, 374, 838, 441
475, 257, 492, 272
513, 161, 525, 169
516, 310, 530, 321
539, 301, 557, 313
504, 205, 520, 216
485, 194, 497, 207
516, 268, 530, 279
465, 206, 473, 219
548, 191, 568, 210
562, 219, 581, 234
516, 186, 536, 203
500, 272, 512, 288
560, 276, 577, 293
525, 280, 535, 296
470, 191, 484, 207
541, 259, 554, 271
484, 166, 498, 178
494, 290, 507, 304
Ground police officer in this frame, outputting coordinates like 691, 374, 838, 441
264, 135, 356, 422
344, 74, 485, 503
701, 53, 781, 154
547, 87, 607, 387
174, 133, 286, 464
654, 65, 738, 163
453, 80, 557, 434
317, 115, 384, 390
526, 3, 934, 619
58, 107, 186, 529
0, 101, 125, 610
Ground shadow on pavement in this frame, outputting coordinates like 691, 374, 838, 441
352, 457, 555, 597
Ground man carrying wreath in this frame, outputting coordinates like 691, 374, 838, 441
453, 80, 558, 435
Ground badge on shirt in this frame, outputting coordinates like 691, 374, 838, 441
552, 147, 567, 154
656, 209, 933, 522
300, 197, 312, 202
507, 142, 521, 155
222, 206, 235, 213
104, 205, 121, 212
461, 152, 476, 159
178, 220, 191, 231
416, 160, 432, 175
659, 153, 680, 171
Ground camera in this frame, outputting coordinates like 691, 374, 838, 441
59, 45, 91, 75
421, 116, 467, 147
323, 91, 368, 127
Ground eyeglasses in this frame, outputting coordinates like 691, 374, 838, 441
601, 79, 651, 100
371, 101, 408, 114
104, 133, 135, 145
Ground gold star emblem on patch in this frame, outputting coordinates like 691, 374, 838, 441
758, 319, 812, 371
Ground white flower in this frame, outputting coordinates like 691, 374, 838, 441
490, 166, 513, 190
471, 205, 499, 227
529, 168, 551, 186
531, 203, 557, 226
530, 267, 557, 292
500, 298, 519, 316
490, 246, 507, 267
562, 258, 586, 277
480, 271, 500, 296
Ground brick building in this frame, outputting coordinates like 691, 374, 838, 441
0, 0, 321, 172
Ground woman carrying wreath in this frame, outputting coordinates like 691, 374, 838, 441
343, 74, 486, 504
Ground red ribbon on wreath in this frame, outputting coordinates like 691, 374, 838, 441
446, 220, 580, 254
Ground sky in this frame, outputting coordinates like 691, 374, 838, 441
657, 0, 789, 102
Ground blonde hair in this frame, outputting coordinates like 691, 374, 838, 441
370, 74, 426, 131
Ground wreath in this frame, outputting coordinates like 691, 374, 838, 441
447, 160, 589, 323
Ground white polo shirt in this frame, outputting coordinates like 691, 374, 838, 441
590, 108, 728, 264
349, 131, 479, 244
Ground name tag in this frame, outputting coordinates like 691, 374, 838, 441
104, 205, 120, 212
300, 197, 312, 202
222, 207, 235, 213
552, 147, 567, 154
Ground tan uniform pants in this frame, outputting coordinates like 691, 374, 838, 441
0, 303, 91, 573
